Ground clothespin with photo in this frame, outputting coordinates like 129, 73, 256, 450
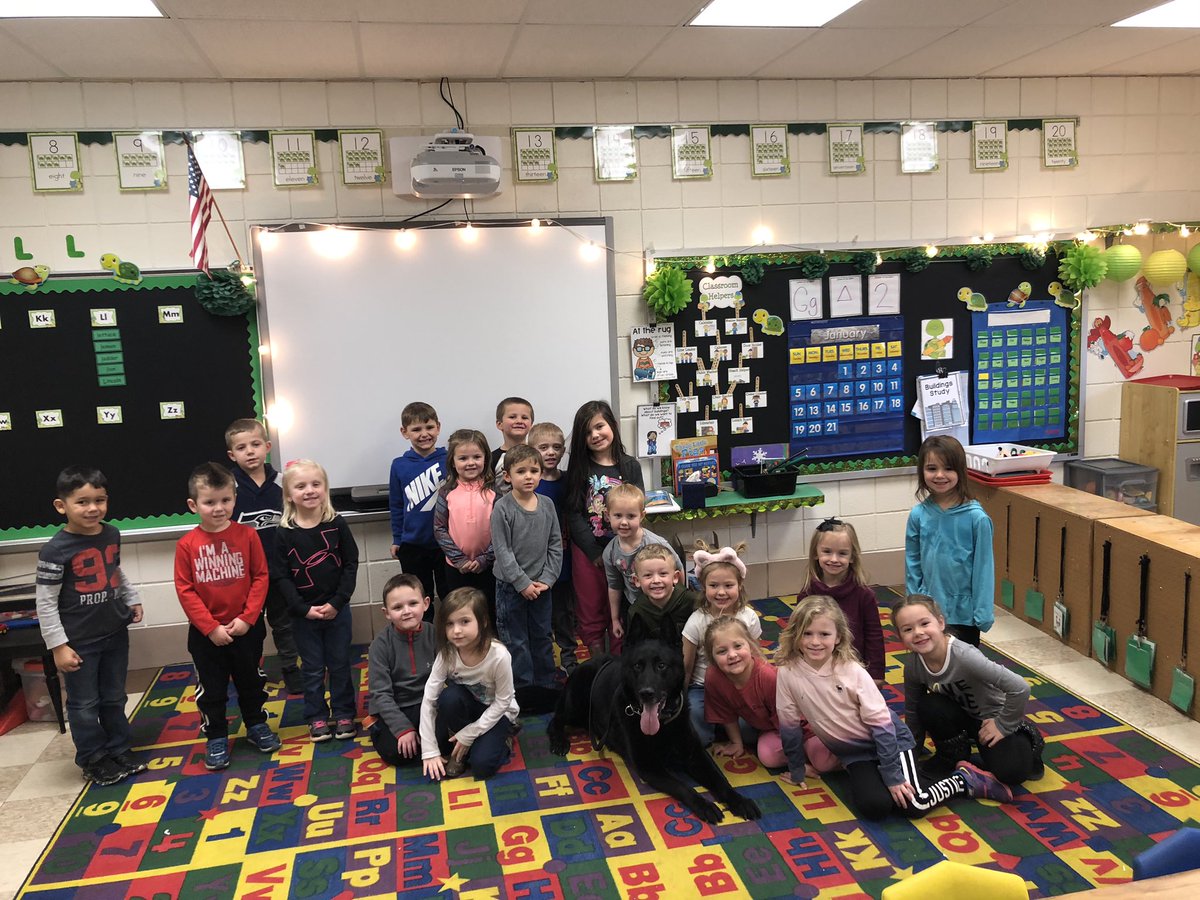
698, 296, 711, 320
754, 376, 761, 392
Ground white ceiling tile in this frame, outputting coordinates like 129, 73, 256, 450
182, 21, 361, 79
1092, 34, 1200, 75
756, 28, 953, 79
831, 0, 1015, 29
158, 0, 530, 23
361, 24, 514, 78
873, 25, 1087, 78
4, 20, 214, 79
0, 27, 64, 80
985, 26, 1198, 77
972, 0, 1161, 27
628, 28, 813, 79
506, 25, 671, 78
521, 0, 704, 26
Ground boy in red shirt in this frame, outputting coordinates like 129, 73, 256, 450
175, 463, 281, 770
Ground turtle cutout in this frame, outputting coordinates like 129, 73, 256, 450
7, 264, 51, 290
100, 253, 142, 286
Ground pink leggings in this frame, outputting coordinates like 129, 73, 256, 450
572, 543, 621, 655
752, 732, 836, 771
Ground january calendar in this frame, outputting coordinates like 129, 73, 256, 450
788, 316, 905, 459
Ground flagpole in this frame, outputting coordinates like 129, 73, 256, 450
183, 133, 247, 269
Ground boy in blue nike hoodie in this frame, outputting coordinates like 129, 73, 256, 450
226, 418, 302, 694
389, 402, 448, 621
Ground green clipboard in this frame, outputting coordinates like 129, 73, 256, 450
1092, 540, 1116, 666
1025, 514, 1045, 621
1052, 525, 1068, 639
1000, 503, 1015, 609
1125, 553, 1156, 690
1170, 571, 1195, 713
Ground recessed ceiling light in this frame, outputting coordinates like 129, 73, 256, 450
0, 0, 162, 17
690, 0, 862, 27
1113, 1, 1200, 27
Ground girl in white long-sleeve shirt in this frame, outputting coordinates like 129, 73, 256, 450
420, 587, 519, 781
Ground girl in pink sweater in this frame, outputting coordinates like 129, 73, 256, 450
433, 429, 497, 617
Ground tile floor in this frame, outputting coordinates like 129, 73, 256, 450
2, 609, 1199, 899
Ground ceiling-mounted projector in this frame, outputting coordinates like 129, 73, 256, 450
409, 131, 502, 199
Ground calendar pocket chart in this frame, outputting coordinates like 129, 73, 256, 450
787, 316, 905, 459
972, 301, 1068, 443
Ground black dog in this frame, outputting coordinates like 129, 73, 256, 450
548, 639, 761, 824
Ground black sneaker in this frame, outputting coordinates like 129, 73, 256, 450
334, 718, 357, 740
82, 756, 128, 786
309, 719, 333, 742
282, 665, 304, 696
110, 752, 147, 777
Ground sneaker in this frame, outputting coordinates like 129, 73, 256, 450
957, 762, 1014, 803
110, 752, 147, 777
334, 718, 357, 740
282, 665, 304, 696
444, 757, 468, 778
204, 738, 231, 771
309, 720, 332, 742
246, 722, 282, 753
82, 756, 128, 786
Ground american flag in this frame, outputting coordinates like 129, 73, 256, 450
187, 143, 213, 275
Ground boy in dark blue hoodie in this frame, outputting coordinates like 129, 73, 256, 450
389, 402, 448, 621
226, 418, 303, 694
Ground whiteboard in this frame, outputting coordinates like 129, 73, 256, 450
253, 219, 616, 491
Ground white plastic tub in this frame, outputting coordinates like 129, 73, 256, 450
963, 443, 1055, 475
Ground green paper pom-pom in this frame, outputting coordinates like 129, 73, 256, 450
800, 254, 831, 279
903, 249, 931, 273
1057, 243, 1108, 292
852, 252, 878, 275
643, 265, 694, 317
740, 256, 767, 285
965, 248, 993, 272
1020, 247, 1046, 270
195, 267, 256, 316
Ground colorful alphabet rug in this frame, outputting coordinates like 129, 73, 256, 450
17, 589, 1200, 898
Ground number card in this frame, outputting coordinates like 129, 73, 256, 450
114, 131, 166, 190
594, 126, 637, 182
827, 123, 865, 175
672, 126, 712, 179
1042, 119, 1078, 168
972, 120, 1008, 171
192, 130, 245, 189
900, 121, 938, 174
867, 273, 901, 314
751, 125, 789, 176
270, 130, 319, 187
789, 279, 823, 320
29, 133, 82, 192
829, 275, 864, 318
512, 128, 557, 183
338, 130, 385, 185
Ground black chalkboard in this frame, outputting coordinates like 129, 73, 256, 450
655, 249, 1079, 477
1, 272, 260, 540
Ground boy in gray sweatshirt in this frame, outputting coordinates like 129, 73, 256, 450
491, 445, 563, 690
367, 574, 437, 765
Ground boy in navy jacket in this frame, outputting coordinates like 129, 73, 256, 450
389, 402, 448, 621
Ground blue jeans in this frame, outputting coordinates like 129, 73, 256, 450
291, 604, 355, 722
64, 628, 132, 767
434, 682, 513, 779
688, 684, 715, 746
495, 580, 554, 689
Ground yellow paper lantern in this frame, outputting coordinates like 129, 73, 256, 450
1103, 244, 1142, 282
1144, 249, 1187, 286
1188, 242, 1200, 274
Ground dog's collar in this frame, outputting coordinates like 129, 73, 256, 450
624, 691, 685, 726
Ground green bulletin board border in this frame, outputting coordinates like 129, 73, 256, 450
651, 245, 1082, 481
0, 272, 263, 542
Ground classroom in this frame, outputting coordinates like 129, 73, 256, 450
4, 1, 1200, 897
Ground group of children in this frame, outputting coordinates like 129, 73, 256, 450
36, 403, 1040, 824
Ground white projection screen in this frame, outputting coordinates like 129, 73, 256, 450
252, 218, 616, 492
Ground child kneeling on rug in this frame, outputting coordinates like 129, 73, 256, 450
702, 616, 785, 768
366, 574, 435, 766
893, 593, 1044, 785
420, 587, 519, 781
776, 595, 1014, 820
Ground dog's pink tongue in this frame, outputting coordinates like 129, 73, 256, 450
640, 701, 662, 735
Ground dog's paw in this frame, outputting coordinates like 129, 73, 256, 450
691, 796, 725, 825
726, 794, 762, 821
547, 726, 569, 757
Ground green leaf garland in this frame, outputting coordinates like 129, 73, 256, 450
643, 265, 694, 317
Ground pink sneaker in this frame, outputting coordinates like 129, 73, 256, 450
957, 762, 1013, 803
